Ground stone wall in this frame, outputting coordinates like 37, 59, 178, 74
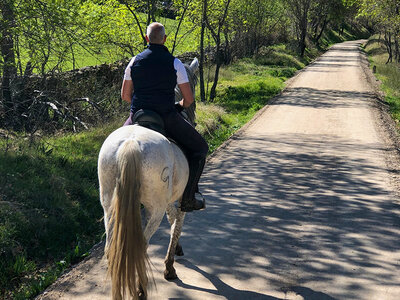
0, 51, 200, 131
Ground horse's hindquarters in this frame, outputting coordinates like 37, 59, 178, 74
98, 125, 189, 210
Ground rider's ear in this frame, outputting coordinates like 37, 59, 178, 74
163, 35, 167, 43
145, 35, 150, 43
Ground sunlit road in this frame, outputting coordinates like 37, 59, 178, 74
38, 40, 400, 300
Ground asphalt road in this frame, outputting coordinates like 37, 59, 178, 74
37, 40, 400, 300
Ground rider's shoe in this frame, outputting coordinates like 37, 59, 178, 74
180, 192, 206, 212
180, 157, 206, 212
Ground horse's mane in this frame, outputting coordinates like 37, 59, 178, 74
174, 61, 198, 127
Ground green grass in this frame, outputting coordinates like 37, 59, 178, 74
319, 23, 370, 49
0, 119, 125, 298
364, 36, 400, 124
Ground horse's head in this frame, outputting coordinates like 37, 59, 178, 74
184, 58, 198, 94
175, 58, 199, 126
189, 58, 199, 73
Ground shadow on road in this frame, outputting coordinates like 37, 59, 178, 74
273, 88, 377, 109
150, 131, 399, 299
171, 259, 283, 299
146, 40, 399, 299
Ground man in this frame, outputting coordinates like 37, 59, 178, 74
121, 22, 208, 212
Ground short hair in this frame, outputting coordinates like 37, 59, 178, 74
146, 22, 166, 44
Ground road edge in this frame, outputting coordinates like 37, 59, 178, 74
359, 41, 400, 199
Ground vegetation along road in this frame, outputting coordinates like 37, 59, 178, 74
36, 40, 400, 300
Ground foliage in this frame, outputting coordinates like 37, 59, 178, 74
229, 0, 286, 56
357, 0, 400, 63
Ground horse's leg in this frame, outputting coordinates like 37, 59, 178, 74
138, 285, 146, 300
166, 203, 184, 256
164, 208, 186, 280
124, 206, 164, 300
143, 207, 166, 244
99, 178, 115, 253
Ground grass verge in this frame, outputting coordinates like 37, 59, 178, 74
364, 37, 400, 124
0, 120, 124, 299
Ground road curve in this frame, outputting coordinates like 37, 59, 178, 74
37, 41, 400, 300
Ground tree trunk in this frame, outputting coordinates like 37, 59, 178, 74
299, 1, 310, 57
146, 0, 156, 24
384, 30, 393, 64
223, 31, 231, 64
121, 1, 147, 47
299, 19, 307, 56
286, 0, 310, 57
171, 0, 191, 55
209, 44, 222, 101
314, 18, 329, 46
0, 0, 17, 127
199, 0, 207, 103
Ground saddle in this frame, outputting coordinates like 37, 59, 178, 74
132, 109, 190, 159
132, 109, 166, 136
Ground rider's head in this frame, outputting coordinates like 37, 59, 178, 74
146, 22, 166, 45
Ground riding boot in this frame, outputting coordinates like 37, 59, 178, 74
180, 157, 206, 212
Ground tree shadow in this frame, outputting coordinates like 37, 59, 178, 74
149, 130, 400, 299
171, 259, 283, 299
146, 40, 399, 299
283, 286, 338, 300
270, 87, 376, 109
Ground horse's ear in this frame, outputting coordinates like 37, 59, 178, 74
190, 58, 199, 73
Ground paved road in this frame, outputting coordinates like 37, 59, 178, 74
38, 41, 400, 300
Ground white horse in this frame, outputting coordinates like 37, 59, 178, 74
98, 59, 199, 300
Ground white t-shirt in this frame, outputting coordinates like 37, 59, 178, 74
123, 56, 189, 84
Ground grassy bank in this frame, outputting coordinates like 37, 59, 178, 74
0, 124, 118, 298
364, 37, 400, 123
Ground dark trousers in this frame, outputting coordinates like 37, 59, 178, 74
124, 110, 208, 160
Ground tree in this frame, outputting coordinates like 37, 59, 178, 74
230, 0, 284, 57
204, 0, 232, 101
0, 0, 17, 127
0, 0, 94, 129
285, 0, 313, 56
358, 0, 400, 63
199, 0, 208, 102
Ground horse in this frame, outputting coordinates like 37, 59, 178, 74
98, 58, 199, 300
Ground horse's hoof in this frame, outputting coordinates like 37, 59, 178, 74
138, 286, 147, 300
164, 268, 178, 281
175, 244, 184, 256
138, 292, 147, 300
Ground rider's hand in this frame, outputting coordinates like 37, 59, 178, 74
175, 102, 184, 113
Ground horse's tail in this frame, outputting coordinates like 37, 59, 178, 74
106, 139, 149, 300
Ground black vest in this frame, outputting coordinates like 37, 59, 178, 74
131, 44, 177, 114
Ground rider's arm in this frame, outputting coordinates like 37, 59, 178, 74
175, 58, 193, 108
121, 56, 136, 103
121, 79, 133, 103
178, 82, 194, 108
